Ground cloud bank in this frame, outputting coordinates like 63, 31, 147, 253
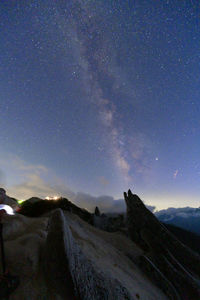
0, 153, 157, 213
156, 207, 200, 221
156, 207, 200, 235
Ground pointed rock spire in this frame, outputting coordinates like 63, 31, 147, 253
94, 206, 101, 216
124, 189, 200, 299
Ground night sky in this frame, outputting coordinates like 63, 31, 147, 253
0, 0, 200, 210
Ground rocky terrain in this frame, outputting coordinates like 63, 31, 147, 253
164, 223, 200, 254
0, 188, 200, 299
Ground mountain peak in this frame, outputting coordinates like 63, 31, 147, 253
124, 189, 200, 300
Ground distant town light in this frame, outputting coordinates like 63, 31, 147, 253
0, 204, 14, 215
45, 196, 59, 200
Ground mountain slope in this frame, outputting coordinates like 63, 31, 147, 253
1, 189, 200, 299
124, 190, 200, 300
2, 208, 167, 300
164, 223, 200, 254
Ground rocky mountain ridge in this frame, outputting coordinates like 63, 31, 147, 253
0, 188, 200, 299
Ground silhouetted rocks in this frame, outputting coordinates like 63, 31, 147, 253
25, 197, 43, 204
2, 186, 200, 299
42, 209, 155, 300
124, 189, 200, 300
43, 209, 78, 299
94, 206, 100, 216
93, 212, 125, 233
0, 188, 6, 200
165, 223, 200, 254
19, 197, 93, 224
0, 187, 19, 210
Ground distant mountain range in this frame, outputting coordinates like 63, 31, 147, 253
155, 207, 200, 236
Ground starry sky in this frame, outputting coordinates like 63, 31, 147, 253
0, 0, 200, 210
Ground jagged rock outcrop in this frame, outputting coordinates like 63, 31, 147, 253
0, 188, 19, 210
0, 188, 6, 199
164, 223, 200, 254
1, 207, 168, 300
44, 209, 132, 300
93, 212, 125, 232
1, 187, 200, 299
94, 206, 100, 216
124, 189, 200, 300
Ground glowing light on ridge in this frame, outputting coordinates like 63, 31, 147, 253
45, 196, 59, 200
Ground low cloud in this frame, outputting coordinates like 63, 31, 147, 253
155, 207, 200, 221
0, 154, 48, 175
71, 193, 125, 213
8, 178, 156, 213
71, 193, 155, 213
0, 153, 74, 200
8, 173, 74, 201
155, 206, 200, 235
1, 153, 156, 213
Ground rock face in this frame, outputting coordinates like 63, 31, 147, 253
94, 206, 100, 216
1, 188, 200, 299
164, 223, 200, 254
3, 214, 49, 299
19, 197, 93, 223
0, 188, 6, 200
124, 189, 200, 300
2, 207, 167, 300
43, 209, 77, 300
0, 188, 19, 210
43, 209, 131, 300
43, 209, 167, 300
24, 197, 43, 204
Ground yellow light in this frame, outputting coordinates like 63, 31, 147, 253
45, 196, 59, 200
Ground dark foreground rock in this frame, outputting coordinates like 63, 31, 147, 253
19, 197, 93, 224
42, 209, 166, 300
43, 209, 131, 300
124, 189, 200, 300
1, 187, 200, 299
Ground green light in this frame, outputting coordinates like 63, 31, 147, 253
17, 200, 25, 205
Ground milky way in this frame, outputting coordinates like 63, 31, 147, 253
0, 0, 200, 209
